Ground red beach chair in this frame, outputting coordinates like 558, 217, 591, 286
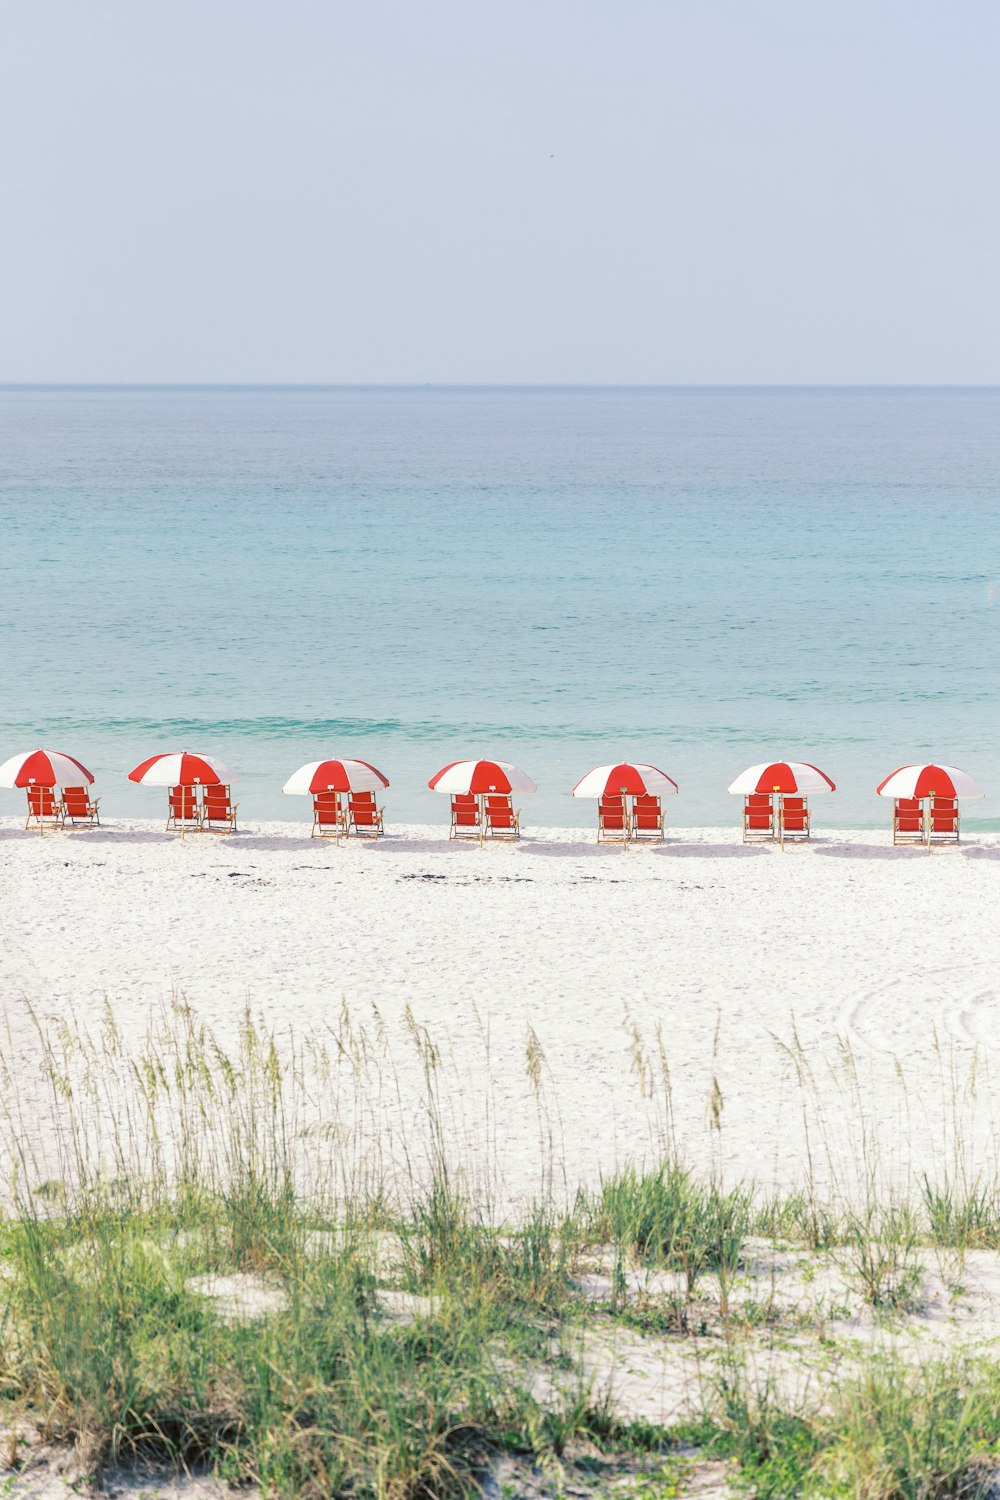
311, 791, 343, 840
632, 794, 664, 843
61, 785, 100, 828
450, 793, 480, 841
483, 793, 520, 841
25, 785, 62, 832
346, 790, 384, 839
928, 796, 960, 846
779, 796, 810, 847
202, 784, 238, 834
743, 793, 774, 843
597, 794, 629, 844
167, 785, 201, 834
892, 797, 924, 845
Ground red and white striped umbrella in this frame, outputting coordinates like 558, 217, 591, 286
128, 751, 230, 787
876, 764, 984, 800
728, 761, 836, 795
0, 748, 94, 788
283, 758, 390, 795
572, 763, 679, 798
428, 759, 537, 795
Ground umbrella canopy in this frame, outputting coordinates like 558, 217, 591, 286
283, 758, 390, 795
728, 761, 836, 795
128, 751, 230, 787
876, 764, 984, 800
572, 763, 679, 798
428, 759, 537, 795
0, 748, 94, 788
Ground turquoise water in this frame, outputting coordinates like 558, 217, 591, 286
1, 385, 998, 829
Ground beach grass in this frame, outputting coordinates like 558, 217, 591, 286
2, 1007, 1000, 1496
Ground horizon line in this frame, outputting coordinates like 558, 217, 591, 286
2, 381, 999, 392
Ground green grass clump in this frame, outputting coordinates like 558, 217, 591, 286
752, 1188, 841, 1251
400, 1176, 577, 1318
711, 1358, 821, 1498
597, 1162, 751, 1304
706, 1354, 1000, 1498
817, 1356, 1000, 1498
922, 1174, 1000, 1252
0, 1180, 595, 1495
839, 1201, 925, 1312
2, 1211, 221, 1466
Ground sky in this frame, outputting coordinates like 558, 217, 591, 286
0, 0, 997, 384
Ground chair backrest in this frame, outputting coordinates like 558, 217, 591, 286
63, 786, 92, 813
894, 797, 923, 831
931, 797, 958, 829
781, 796, 808, 829
204, 785, 230, 811
599, 796, 626, 829
633, 794, 661, 827
170, 786, 199, 817
744, 794, 773, 830
451, 794, 479, 826
314, 791, 340, 826
349, 794, 379, 825
27, 785, 56, 815
485, 795, 515, 828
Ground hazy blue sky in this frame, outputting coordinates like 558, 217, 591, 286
1, 1, 997, 383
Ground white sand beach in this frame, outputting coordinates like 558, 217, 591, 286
2, 816, 999, 1204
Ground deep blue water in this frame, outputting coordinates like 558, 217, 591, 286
1, 385, 998, 828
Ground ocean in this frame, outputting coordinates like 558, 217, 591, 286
1, 385, 998, 829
